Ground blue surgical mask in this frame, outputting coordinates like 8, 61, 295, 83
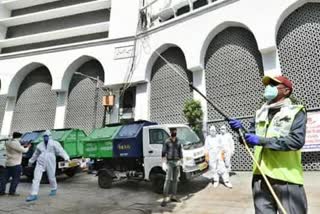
264, 85, 278, 101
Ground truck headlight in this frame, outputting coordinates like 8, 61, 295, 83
184, 157, 195, 165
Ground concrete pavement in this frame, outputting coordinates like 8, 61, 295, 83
0, 171, 319, 214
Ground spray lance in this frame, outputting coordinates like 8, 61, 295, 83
154, 51, 287, 214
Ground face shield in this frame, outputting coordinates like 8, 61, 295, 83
209, 126, 217, 137
220, 125, 227, 135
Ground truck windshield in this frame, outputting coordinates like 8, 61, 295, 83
176, 127, 202, 149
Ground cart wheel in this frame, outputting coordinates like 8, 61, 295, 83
65, 167, 77, 177
98, 170, 113, 189
151, 173, 165, 194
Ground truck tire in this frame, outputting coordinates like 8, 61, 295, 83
98, 170, 113, 189
151, 173, 165, 194
179, 171, 189, 184
65, 167, 78, 177
23, 167, 34, 180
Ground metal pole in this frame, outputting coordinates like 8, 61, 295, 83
92, 76, 99, 129
140, 0, 159, 11
102, 106, 107, 128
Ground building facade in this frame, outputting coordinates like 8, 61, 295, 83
0, 0, 319, 170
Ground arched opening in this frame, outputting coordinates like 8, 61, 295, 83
11, 66, 57, 133
204, 27, 264, 171
150, 47, 193, 124
276, 3, 320, 171
65, 59, 105, 134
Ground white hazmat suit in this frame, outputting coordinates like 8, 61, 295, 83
28, 130, 69, 196
219, 125, 235, 173
205, 126, 232, 188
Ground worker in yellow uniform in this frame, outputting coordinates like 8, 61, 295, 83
229, 75, 307, 214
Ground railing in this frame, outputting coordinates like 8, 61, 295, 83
140, 0, 220, 28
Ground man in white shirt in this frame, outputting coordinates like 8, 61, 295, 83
0, 132, 31, 196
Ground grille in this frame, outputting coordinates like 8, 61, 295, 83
65, 60, 105, 134
11, 67, 57, 133
195, 156, 206, 164
277, 3, 320, 170
150, 47, 193, 124
204, 27, 264, 170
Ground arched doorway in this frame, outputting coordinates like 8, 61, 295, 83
277, 3, 320, 171
11, 66, 57, 133
205, 27, 264, 170
150, 47, 193, 124
65, 59, 105, 134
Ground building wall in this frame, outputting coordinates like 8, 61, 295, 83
0, 0, 319, 170
11, 0, 97, 16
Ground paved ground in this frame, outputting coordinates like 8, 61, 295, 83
0, 171, 319, 214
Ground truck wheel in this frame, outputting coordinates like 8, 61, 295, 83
98, 171, 113, 189
151, 173, 165, 194
179, 171, 189, 184
65, 167, 77, 177
23, 167, 34, 180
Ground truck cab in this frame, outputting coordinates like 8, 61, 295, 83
143, 124, 208, 193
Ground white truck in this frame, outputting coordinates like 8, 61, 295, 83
89, 121, 208, 193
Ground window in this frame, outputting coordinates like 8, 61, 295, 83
149, 129, 169, 145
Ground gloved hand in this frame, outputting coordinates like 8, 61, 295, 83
162, 162, 168, 172
244, 134, 260, 146
28, 162, 33, 168
228, 119, 243, 130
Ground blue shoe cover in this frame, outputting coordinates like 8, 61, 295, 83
49, 189, 57, 196
26, 195, 38, 202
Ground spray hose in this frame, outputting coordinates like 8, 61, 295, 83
153, 51, 287, 214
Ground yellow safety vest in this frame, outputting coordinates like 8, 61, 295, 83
253, 104, 305, 185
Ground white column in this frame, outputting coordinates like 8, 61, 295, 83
109, 89, 120, 123
192, 68, 208, 135
260, 47, 282, 76
54, 91, 67, 129
135, 83, 149, 121
1, 96, 16, 136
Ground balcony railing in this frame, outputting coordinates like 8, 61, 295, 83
0, 0, 111, 27
141, 0, 222, 28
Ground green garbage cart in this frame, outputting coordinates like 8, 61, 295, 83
83, 125, 122, 158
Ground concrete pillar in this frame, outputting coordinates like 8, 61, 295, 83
1, 96, 16, 136
192, 68, 208, 135
260, 47, 282, 76
135, 83, 149, 121
108, 0, 141, 38
54, 91, 67, 129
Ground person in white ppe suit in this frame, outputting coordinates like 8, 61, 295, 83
219, 125, 235, 173
205, 125, 232, 188
26, 130, 69, 202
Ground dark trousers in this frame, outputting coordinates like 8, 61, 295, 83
0, 166, 6, 194
252, 175, 308, 214
1, 165, 22, 194
163, 161, 180, 197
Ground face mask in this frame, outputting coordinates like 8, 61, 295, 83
171, 132, 177, 138
44, 136, 49, 143
264, 85, 278, 101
